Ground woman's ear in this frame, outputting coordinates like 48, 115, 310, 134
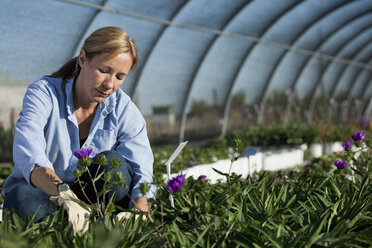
78, 49, 86, 68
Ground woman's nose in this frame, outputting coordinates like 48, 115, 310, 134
103, 76, 114, 89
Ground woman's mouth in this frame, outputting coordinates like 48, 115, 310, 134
97, 89, 108, 97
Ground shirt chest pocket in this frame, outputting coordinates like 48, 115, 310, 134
92, 129, 117, 151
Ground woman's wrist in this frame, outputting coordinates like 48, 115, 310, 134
30, 165, 63, 196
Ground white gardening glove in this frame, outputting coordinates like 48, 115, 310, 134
50, 183, 90, 234
116, 211, 147, 223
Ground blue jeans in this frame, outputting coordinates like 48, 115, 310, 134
3, 150, 133, 222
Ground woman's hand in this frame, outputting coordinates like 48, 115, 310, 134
134, 196, 150, 212
50, 183, 90, 234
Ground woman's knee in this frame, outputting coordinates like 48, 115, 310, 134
3, 184, 57, 221
96, 150, 133, 179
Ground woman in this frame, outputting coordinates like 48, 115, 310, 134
1, 27, 155, 232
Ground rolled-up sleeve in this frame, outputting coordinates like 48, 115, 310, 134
115, 101, 156, 200
13, 81, 54, 184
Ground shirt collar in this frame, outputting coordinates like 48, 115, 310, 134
102, 91, 115, 115
65, 78, 75, 116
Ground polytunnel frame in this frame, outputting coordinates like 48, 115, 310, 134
326, 29, 372, 107
178, 0, 253, 143
254, 0, 351, 125
285, 12, 372, 123
71, 0, 110, 57
308, 26, 372, 123
351, 52, 372, 106
49, 0, 372, 141
345, 55, 372, 120
327, 40, 372, 120
363, 94, 372, 117
361, 78, 372, 116
128, 1, 189, 97
131, 0, 253, 143
220, 0, 304, 137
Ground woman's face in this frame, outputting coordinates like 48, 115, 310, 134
77, 50, 133, 104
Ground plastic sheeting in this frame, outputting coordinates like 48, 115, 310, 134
1, 0, 371, 140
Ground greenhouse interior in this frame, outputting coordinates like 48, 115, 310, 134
0, 0, 372, 247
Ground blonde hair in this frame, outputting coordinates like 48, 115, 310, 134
48, 26, 138, 84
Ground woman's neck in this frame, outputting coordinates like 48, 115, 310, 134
73, 75, 98, 112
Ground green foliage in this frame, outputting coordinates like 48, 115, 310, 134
2, 157, 372, 247
0, 165, 12, 199
152, 123, 362, 175
0, 126, 13, 162
231, 91, 245, 107
317, 122, 354, 144
1, 129, 372, 247
190, 99, 208, 115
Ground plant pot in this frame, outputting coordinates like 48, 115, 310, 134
324, 142, 343, 155
309, 143, 322, 157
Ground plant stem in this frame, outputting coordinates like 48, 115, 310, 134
227, 154, 236, 185
101, 168, 113, 209
181, 195, 193, 208
87, 168, 104, 218
94, 163, 102, 179
77, 178, 94, 205
141, 202, 171, 248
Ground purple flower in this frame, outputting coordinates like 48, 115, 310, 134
333, 160, 347, 170
342, 140, 351, 150
167, 174, 186, 192
197, 175, 207, 181
351, 132, 365, 141
73, 148, 93, 159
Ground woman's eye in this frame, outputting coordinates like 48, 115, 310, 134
98, 68, 109, 73
116, 75, 125, 80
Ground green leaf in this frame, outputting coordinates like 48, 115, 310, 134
303, 211, 329, 248
250, 224, 282, 248
211, 167, 229, 177
92, 170, 105, 182
191, 225, 210, 248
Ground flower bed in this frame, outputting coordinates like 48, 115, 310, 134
0, 129, 371, 247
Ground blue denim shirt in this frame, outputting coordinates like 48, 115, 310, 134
1, 77, 155, 200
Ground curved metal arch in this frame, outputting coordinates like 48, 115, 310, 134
71, 0, 110, 57
284, 12, 372, 122
345, 55, 372, 119
351, 56, 372, 99
329, 43, 372, 120
128, 0, 189, 97
321, 34, 372, 120
326, 37, 372, 109
361, 77, 372, 116
220, 0, 304, 135
362, 84, 372, 116
330, 39, 372, 101
363, 97, 372, 116
178, 0, 252, 142
361, 77, 372, 100
254, 1, 353, 124
308, 28, 372, 122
